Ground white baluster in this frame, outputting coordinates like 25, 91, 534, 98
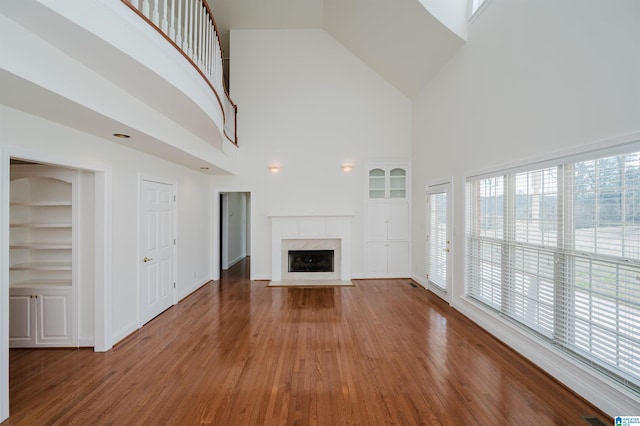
197, 5, 202, 68
217, 42, 222, 87
188, 0, 196, 60
200, 5, 206, 69
142, 0, 150, 18
214, 22, 218, 81
203, 14, 209, 76
194, 2, 200, 65
131, 0, 140, 9
161, 0, 168, 33
152, 0, 160, 26
175, 0, 182, 47
192, 0, 196, 59
207, 18, 212, 79
182, 0, 189, 53
168, 0, 175, 40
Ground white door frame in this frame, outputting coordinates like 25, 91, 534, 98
1, 145, 112, 422
138, 175, 177, 326
213, 188, 255, 281
426, 178, 453, 303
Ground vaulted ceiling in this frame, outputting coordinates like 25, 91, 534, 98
208, 0, 466, 98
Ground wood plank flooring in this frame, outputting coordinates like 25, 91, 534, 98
3, 258, 611, 425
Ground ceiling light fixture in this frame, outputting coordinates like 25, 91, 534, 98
269, 165, 281, 174
342, 164, 353, 173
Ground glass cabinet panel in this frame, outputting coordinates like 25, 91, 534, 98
389, 168, 406, 198
369, 168, 386, 199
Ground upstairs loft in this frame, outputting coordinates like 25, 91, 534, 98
0, 0, 238, 175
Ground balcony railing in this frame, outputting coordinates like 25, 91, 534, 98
122, 0, 237, 145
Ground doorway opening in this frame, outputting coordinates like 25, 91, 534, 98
3, 153, 109, 422
218, 192, 252, 278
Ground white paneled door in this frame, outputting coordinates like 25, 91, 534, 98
140, 179, 175, 325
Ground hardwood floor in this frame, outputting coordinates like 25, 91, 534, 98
3, 258, 610, 425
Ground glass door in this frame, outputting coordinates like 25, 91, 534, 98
426, 182, 451, 299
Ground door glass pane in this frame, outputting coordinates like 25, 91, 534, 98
428, 191, 448, 290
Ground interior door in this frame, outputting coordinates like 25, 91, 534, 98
140, 179, 175, 325
426, 182, 451, 301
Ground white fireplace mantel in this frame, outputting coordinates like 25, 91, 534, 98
270, 215, 353, 281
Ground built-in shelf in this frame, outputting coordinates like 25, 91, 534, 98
10, 201, 72, 207
10, 280, 72, 289
10, 243, 72, 250
365, 163, 410, 278
10, 262, 72, 271
9, 167, 77, 348
10, 223, 72, 228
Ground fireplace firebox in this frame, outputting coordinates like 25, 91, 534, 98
288, 250, 334, 273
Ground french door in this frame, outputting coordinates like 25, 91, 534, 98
140, 178, 175, 325
426, 182, 452, 300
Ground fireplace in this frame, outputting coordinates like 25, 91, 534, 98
288, 250, 334, 273
270, 215, 352, 282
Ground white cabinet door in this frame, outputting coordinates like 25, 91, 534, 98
36, 290, 73, 346
367, 165, 409, 200
9, 288, 74, 348
365, 242, 388, 277
365, 202, 409, 241
387, 242, 410, 276
365, 242, 410, 277
365, 203, 389, 241
9, 292, 34, 346
387, 202, 409, 241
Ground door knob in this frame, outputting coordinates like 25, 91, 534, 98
144, 257, 154, 263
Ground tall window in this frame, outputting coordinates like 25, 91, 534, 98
466, 149, 640, 392
471, 0, 488, 16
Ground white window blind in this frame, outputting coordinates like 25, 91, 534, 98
466, 151, 640, 392
428, 192, 448, 290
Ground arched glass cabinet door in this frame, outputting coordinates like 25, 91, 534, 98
369, 168, 386, 199
389, 168, 406, 198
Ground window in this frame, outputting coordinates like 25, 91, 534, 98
471, 0, 488, 16
466, 149, 640, 392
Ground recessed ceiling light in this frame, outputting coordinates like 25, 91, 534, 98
113, 133, 130, 138
200, 166, 210, 170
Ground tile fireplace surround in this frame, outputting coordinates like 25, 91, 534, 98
270, 215, 352, 282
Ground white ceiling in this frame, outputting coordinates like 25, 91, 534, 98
209, 0, 466, 98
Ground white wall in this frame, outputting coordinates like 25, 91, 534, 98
216, 29, 412, 279
0, 105, 214, 343
78, 170, 95, 346
411, 0, 640, 415
175, 171, 212, 301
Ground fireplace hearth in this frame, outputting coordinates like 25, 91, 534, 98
288, 250, 334, 273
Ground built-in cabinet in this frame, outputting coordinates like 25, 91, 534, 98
364, 164, 410, 278
9, 165, 78, 348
